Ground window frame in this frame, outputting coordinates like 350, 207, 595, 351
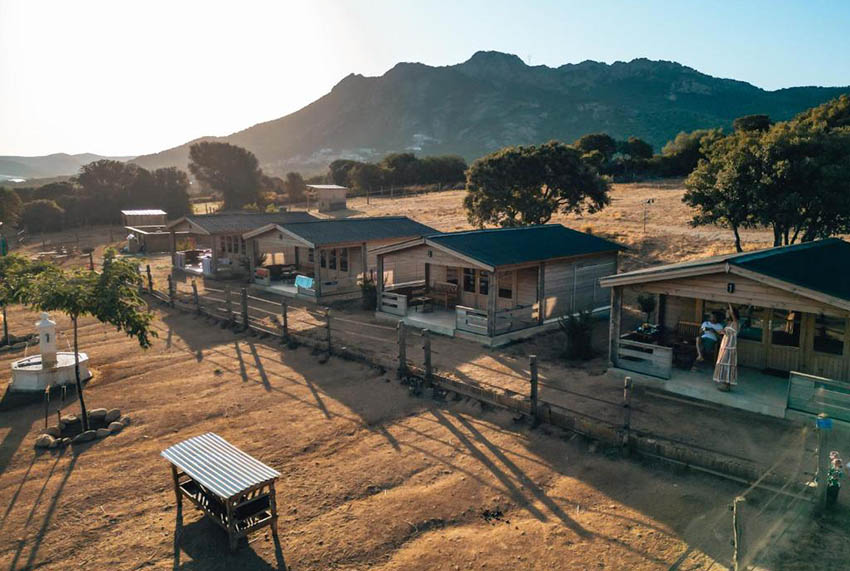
462, 268, 475, 293
339, 248, 348, 272
813, 314, 845, 356
770, 308, 802, 348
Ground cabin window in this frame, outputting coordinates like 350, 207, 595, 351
737, 305, 766, 342
240, 238, 246, 254
463, 268, 475, 293
329, 249, 337, 270
219, 236, 226, 253
320, 250, 327, 268
339, 248, 348, 272
478, 270, 489, 295
225, 236, 233, 253
498, 270, 513, 299
814, 315, 845, 355
308, 248, 314, 263
771, 309, 801, 347
446, 268, 458, 285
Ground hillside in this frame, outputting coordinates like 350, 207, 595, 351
0, 153, 134, 181
132, 51, 849, 175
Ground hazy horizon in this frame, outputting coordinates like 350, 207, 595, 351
2, 0, 849, 157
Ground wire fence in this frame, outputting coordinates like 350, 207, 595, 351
146, 269, 819, 562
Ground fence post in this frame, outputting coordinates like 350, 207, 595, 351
281, 300, 289, 342
817, 413, 833, 510
423, 329, 432, 385
167, 274, 175, 307
529, 355, 539, 425
397, 321, 407, 378
225, 286, 233, 325
136, 265, 144, 294
325, 308, 332, 355
241, 288, 249, 331
732, 496, 745, 571
88, 251, 94, 270
191, 280, 200, 314
146, 264, 153, 292
622, 376, 633, 449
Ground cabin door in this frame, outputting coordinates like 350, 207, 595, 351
765, 308, 802, 373
460, 268, 490, 310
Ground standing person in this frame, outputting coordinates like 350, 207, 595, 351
713, 303, 739, 392
696, 312, 724, 362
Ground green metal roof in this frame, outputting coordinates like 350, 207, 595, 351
281, 217, 436, 246
730, 238, 850, 302
185, 211, 318, 234
605, 238, 850, 302
426, 225, 622, 268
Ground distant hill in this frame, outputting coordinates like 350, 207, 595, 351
0, 153, 134, 182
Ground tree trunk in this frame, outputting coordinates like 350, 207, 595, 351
2, 304, 7, 345
732, 225, 743, 253
73, 316, 90, 431
772, 226, 782, 247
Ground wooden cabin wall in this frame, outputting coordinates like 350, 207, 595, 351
543, 254, 617, 318
366, 237, 422, 272
661, 295, 698, 329
516, 267, 538, 306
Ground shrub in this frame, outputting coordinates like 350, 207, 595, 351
20, 199, 64, 233
360, 278, 377, 311
557, 311, 594, 360
636, 293, 657, 322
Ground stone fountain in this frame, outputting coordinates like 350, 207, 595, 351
9, 313, 89, 392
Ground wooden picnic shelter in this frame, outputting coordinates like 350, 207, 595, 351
161, 432, 281, 551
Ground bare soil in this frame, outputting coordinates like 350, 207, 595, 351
0, 304, 742, 570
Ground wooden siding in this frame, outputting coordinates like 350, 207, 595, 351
544, 254, 616, 318
517, 267, 538, 306
661, 295, 697, 329
632, 272, 850, 317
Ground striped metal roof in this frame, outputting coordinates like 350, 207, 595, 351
161, 432, 280, 499
121, 209, 166, 216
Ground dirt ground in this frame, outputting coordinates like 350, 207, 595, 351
0, 303, 747, 570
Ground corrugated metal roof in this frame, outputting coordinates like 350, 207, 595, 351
161, 432, 280, 499
306, 184, 348, 190
121, 209, 166, 216
185, 211, 318, 234
278, 217, 436, 246
426, 225, 622, 267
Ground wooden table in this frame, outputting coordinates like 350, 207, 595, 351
162, 432, 281, 551
410, 296, 434, 313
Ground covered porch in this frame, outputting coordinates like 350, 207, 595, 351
601, 241, 850, 418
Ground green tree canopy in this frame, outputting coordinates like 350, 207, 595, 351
0, 187, 22, 226
464, 141, 610, 227
733, 114, 772, 133
21, 199, 65, 233
188, 142, 263, 209
622, 137, 654, 160
573, 133, 618, 161
151, 167, 192, 217
661, 128, 724, 176
284, 172, 307, 203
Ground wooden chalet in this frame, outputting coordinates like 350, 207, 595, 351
166, 211, 317, 278
122, 209, 172, 253
374, 225, 622, 346
242, 216, 436, 303
600, 238, 850, 420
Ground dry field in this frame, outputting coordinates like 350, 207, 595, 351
0, 303, 744, 570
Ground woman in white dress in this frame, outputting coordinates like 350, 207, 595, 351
713, 303, 740, 392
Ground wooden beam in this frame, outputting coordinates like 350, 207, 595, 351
537, 262, 545, 325
313, 247, 322, 297
487, 271, 498, 336
609, 286, 623, 367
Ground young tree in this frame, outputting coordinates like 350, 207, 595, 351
284, 172, 307, 203
23, 249, 155, 431
464, 141, 610, 227
0, 255, 52, 344
188, 142, 264, 209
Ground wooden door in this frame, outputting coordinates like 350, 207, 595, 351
460, 268, 490, 309
766, 308, 802, 372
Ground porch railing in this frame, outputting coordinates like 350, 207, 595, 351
380, 291, 408, 316
320, 276, 359, 294
456, 306, 488, 335
493, 305, 537, 334
786, 371, 850, 422
615, 338, 673, 379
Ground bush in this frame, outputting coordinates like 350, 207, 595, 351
557, 311, 594, 360
20, 199, 64, 233
636, 294, 657, 322
360, 278, 378, 311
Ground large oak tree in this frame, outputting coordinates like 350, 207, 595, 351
463, 141, 610, 227
188, 142, 263, 209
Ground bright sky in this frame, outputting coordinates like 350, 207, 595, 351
1, 0, 848, 156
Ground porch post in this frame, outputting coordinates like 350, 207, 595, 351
313, 246, 322, 299
210, 234, 219, 275
487, 270, 498, 337
537, 262, 546, 325
609, 286, 623, 367
247, 238, 256, 279
424, 263, 431, 293
658, 294, 666, 328
294, 246, 300, 268
376, 253, 384, 311
360, 242, 368, 282
169, 230, 177, 266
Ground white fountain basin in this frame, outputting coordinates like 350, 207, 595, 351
10, 352, 90, 392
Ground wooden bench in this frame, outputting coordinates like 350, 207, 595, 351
429, 281, 458, 309
672, 320, 710, 368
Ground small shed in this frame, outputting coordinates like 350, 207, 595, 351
307, 184, 348, 212
161, 432, 281, 551
374, 224, 623, 345
121, 209, 167, 228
